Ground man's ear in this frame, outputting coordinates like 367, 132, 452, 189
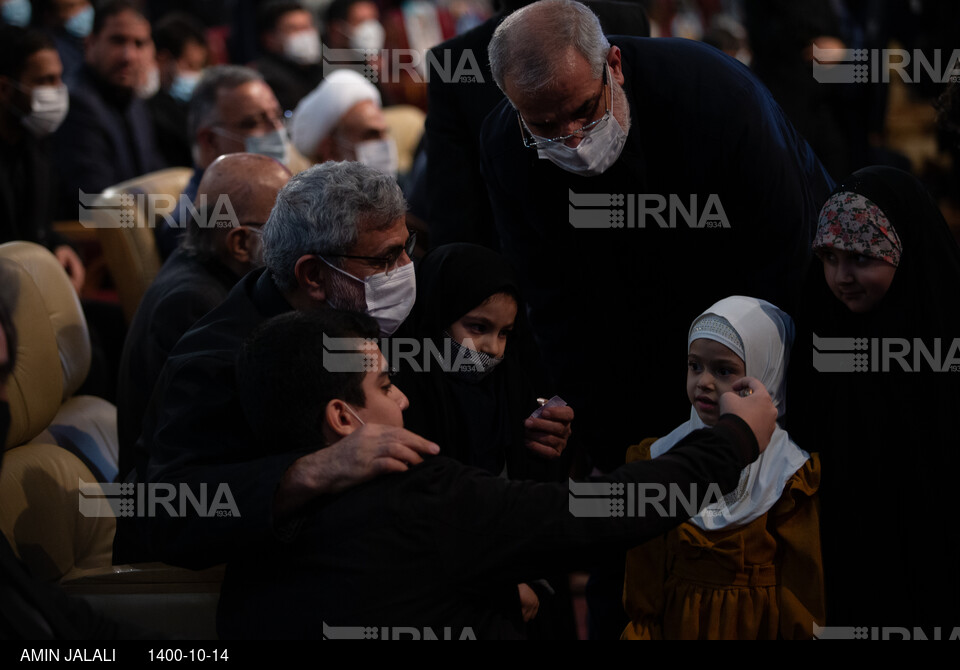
607, 45, 624, 86
225, 226, 255, 264
293, 254, 328, 302
324, 398, 361, 437
196, 125, 217, 151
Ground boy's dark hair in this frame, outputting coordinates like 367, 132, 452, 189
153, 12, 207, 59
91, 0, 146, 36
0, 261, 19, 383
257, 1, 307, 38
0, 26, 55, 80
237, 309, 380, 452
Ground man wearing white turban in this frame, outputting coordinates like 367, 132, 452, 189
290, 69, 397, 175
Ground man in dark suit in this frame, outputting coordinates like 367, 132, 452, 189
54, 0, 163, 219
154, 65, 290, 260
0, 26, 84, 292
114, 162, 437, 567
148, 12, 209, 168
116, 153, 291, 481
423, 0, 649, 249
252, 1, 323, 116
480, 0, 832, 470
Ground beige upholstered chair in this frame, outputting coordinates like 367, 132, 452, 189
383, 104, 426, 176
90, 168, 193, 323
0, 241, 222, 638
0, 241, 117, 582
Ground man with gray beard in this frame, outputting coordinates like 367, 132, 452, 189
114, 161, 435, 566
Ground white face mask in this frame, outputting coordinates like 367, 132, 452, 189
245, 128, 290, 165
136, 65, 160, 99
320, 257, 416, 336
283, 29, 321, 65
355, 138, 399, 176
349, 20, 385, 52
19, 84, 69, 137
535, 114, 627, 177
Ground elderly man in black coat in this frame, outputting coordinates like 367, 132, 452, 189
479, 0, 834, 471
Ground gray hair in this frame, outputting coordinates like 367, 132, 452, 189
263, 161, 407, 291
187, 65, 265, 142
489, 0, 610, 98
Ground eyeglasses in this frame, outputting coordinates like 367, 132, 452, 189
518, 65, 610, 149
317, 230, 416, 274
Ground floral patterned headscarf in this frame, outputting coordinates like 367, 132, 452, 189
813, 192, 902, 267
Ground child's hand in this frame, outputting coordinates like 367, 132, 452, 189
524, 406, 574, 459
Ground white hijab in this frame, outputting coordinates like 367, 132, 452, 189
650, 296, 810, 531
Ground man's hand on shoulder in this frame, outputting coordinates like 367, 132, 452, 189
273, 424, 440, 523
719, 377, 777, 453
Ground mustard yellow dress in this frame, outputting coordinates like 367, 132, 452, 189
621, 439, 824, 640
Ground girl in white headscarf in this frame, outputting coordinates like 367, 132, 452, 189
622, 296, 823, 640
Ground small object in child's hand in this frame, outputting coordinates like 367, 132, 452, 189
739, 387, 754, 397
530, 395, 567, 419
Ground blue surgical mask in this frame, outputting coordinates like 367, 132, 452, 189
63, 5, 94, 39
168, 70, 202, 103
2, 0, 32, 27
212, 126, 291, 166
244, 128, 290, 165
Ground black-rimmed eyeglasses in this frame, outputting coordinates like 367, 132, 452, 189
316, 230, 417, 274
